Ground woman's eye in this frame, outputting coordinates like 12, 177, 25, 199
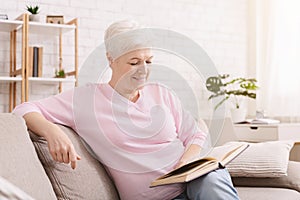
129, 60, 152, 66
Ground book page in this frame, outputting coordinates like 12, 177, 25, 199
205, 143, 246, 162
150, 143, 249, 187
236, 118, 280, 124
163, 143, 247, 178
159, 158, 216, 179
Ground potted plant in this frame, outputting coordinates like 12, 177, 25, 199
206, 74, 258, 122
26, 5, 40, 22
55, 69, 66, 78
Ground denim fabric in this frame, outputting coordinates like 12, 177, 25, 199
173, 168, 239, 200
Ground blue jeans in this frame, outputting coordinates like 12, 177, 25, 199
173, 168, 239, 200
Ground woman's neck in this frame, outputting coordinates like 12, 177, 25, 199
108, 81, 139, 102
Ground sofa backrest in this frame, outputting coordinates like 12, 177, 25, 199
30, 124, 120, 200
203, 117, 239, 146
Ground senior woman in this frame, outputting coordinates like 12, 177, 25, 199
13, 20, 239, 200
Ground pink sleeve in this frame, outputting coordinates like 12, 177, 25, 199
166, 90, 207, 148
12, 88, 75, 129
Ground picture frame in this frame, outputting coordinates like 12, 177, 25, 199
46, 15, 64, 24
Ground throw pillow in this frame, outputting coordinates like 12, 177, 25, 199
232, 161, 300, 192
226, 140, 294, 177
29, 124, 120, 200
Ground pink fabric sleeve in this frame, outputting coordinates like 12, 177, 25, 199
12, 88, 75, 129
166, 90, 207, 148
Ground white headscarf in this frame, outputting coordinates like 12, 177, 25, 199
104, 20, 152, 60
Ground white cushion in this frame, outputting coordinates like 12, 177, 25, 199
226, 140, 294, 177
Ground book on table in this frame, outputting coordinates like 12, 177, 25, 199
235, 118, 280, 124
150, 143, 249, 187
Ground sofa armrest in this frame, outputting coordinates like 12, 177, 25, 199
232, 161, 300, 192
0, 113, 56, 199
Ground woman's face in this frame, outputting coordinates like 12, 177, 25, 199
109, 48, 153, 94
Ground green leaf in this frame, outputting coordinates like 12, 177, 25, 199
205, 74, 259, 110
206, 76, 224, 93
26, 5, 39, 14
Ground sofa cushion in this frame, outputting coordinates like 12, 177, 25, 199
0, 113, 56, 199
226, 140, 294, 177
30, 124, 120, 200
0, 176, 34, 200
232, 161, 300, 192
236, 187, 300, 200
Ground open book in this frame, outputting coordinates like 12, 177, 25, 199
150, 143, 249, 187
235, 118, 280, 124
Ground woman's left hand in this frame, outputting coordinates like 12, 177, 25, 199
174, 144, 201, 169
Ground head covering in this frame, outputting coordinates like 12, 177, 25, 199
104, 20, 152, 59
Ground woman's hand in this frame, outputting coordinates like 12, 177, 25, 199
24, 112, 81, 169
174, 144, 201, 169
44, 125, 81, 169
174, 159, 189, 169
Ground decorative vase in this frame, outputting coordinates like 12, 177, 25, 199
29, 14, 40, 22
230, 108, 247, 123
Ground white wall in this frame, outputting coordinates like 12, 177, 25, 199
0, 0, 249, 117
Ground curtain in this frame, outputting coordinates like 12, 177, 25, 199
256, 0, 300, 120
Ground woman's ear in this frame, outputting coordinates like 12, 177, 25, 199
106, 52, 114, 66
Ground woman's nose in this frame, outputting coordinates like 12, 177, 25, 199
138, 63, 148, 74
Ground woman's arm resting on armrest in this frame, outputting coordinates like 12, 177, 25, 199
23, 112, 81, 169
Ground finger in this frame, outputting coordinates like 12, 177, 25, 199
69, 148, 79, 169
49, 149, 57, 161
48, 143, 58, 161
56, 152, 63, 163
62, 150, 70, 164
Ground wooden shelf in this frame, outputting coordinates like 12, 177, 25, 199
28, 77, 76, 83
0, 19, 75, 35
0, 76, 22, 82
28, 21, 76, 35
0, 19, 23, 32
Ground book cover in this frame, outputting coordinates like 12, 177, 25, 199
38, 47, 43, 77
150, 143, 249, 187
30, 46, 43, 77
27, 47, 34, 77
32, 47, 38, 77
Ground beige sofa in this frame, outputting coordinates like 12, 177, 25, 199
1, 113, 300, 200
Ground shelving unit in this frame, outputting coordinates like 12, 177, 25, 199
0, 13, 78, 112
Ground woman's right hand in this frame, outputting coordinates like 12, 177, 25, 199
23, 112, 81, 169
44, 125, 81, 169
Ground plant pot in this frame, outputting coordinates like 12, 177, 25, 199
29, 14, 40, 22
230, 108, 247, 123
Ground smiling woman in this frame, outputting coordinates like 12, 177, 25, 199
13, 20, 240, 200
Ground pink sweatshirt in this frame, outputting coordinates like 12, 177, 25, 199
13, 83, 207, 200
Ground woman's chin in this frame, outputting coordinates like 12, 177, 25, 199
132, 78, 147, 87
